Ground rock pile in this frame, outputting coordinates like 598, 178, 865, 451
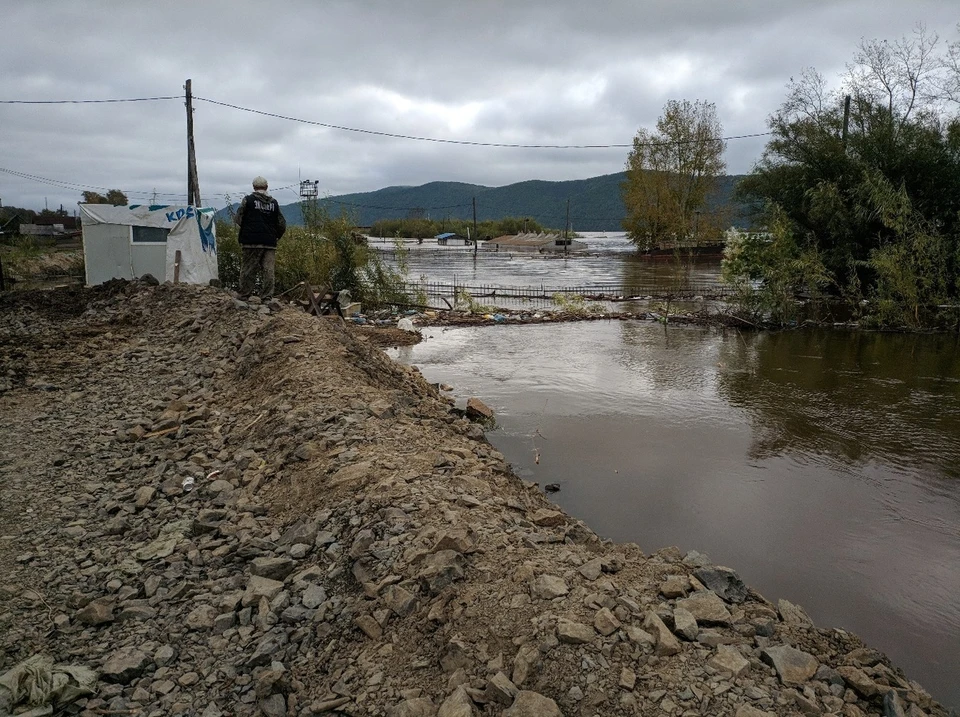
0, 282, 948, 716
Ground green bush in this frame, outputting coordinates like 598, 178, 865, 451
721, 209, 833, 325
218, 204, 409, 308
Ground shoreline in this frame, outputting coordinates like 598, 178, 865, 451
0, 281, 950, 716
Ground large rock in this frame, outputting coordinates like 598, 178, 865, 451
465, 397, 494, 421
778, 598, 814, 627
245, 631, 288, 669
186, 604, 218, 630
837, 666, 881, 698
431, 529, 477, 555
529, 509, 565, 527
242, 575, 285, 607
531, 574, 568, 600
675, 590, 732, 625
438, 686, 477, 717
302, 584, 327, 609
624, 625, 655, 647
659, 575, 690, 598
440, 639, 473, 673
485, 672, 519, 705
511, 644, 540, 686
135, 536, 179, 561
389, 698, 437, 717
693, 566, 747, 603
260, 694, 286, 717
578, 558, 603, 581
133, 486, 155, 510
418, 550, 466, 594
101, 647, 152, 684
250, 556, 295, 581
643, 611, 680, 656
707, 645, 750, 677
75, 599, 114, 626
593, 607, 621, 636
556, 618, 594, 644
278, 520, 319, 547
382, 585, 419, 617
761, 645, 819, 686
672, 607, 698, 641
503, 691, 563, 717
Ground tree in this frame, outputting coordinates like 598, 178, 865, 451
732, 27, 960, 328
82, 189, 128, 206
846, 25, 942, 129
621, 100, 726, 251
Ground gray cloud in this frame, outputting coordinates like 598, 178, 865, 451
1, 0, 956, 211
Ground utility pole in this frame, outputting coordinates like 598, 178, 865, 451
841, 94, 851, 150
564, 198, 570, 256
0, 195, 4, 291
185, 79, 201, 206
0, 195, 4, 290
472, 197, 478, 258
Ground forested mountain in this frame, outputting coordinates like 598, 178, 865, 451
219, 173, 750, 231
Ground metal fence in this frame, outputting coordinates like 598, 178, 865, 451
398, 279, 732, 301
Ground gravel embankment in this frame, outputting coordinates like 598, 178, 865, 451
0, 281, 946, 717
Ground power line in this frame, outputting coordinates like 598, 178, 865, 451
0, 96, 180, 104
196, 96, 770, 149
1, 91, 772, 148
194, 96, 632, 148
0, 167, 184, 198
0, 167, 302, 207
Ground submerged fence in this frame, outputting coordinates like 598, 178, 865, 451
398, 279, 732, 301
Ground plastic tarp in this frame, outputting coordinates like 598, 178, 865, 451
0, 655, 97, 715
80, 203, 218, 286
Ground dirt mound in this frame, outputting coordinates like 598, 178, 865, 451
0, 282, 946, 717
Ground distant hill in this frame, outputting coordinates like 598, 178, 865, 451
218, 173, 751, 231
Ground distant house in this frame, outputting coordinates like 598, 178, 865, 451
485, 232, 587, 253
20, 215, 80, 239
435, 232, 473, 246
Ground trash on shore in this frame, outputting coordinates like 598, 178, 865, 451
0, 655, 97, 715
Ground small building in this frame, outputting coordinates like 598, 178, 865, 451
20, 215, 80, 239
80, 204, 218, 286
435, 232, 473, 246
484, 232, 587, 253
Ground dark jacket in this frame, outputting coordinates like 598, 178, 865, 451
236, 191, 287, 248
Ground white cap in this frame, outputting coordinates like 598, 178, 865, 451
252, 176, 268, 189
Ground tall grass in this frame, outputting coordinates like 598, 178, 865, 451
216, 204, 409, 308
0, 235, 85, 284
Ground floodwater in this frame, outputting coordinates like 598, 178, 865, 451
385, 242, 960, 708
378, 231, 726, 302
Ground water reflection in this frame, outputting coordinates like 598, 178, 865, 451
715, 330, 960, 477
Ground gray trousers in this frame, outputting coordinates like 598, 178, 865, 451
240, 247, 276, 298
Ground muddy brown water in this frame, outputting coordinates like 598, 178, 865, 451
388, 321, 960, 708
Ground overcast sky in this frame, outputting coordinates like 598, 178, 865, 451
1, 1, 957, 212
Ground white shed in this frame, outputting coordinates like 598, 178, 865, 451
80, 204, 218, 286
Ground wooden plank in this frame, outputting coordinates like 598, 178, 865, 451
304, 283, 324, 316
173, 250, 182, 284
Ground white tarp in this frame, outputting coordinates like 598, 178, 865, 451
80, 204, 218, 286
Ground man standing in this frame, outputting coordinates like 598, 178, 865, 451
235, 176, 286, 298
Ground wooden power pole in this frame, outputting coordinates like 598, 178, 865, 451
472, 197, 478, 258
564, 198, 570, 256
185, 79, 201, 206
